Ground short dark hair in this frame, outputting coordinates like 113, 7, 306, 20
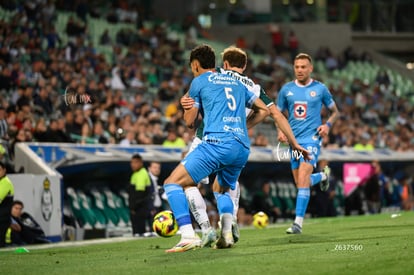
0, 161, 6, 170
131, 153, 142, 160
189, 44, 216, 69
13, 200, 24, 208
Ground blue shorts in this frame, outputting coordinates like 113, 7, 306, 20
290, 143, 320, 170
182, 139, 249, 190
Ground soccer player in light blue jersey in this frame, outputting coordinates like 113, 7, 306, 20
181, 46, 309, 247
277, 53, 340, 234
163, 44, 269, 252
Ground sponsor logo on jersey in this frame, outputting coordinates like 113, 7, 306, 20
294, 101, 307, 120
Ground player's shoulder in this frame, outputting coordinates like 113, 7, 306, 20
282, 80, 296, 87
280, 80, 296, 91
311, 79, 328, 89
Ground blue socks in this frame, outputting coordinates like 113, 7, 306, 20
214, 191, 233, 216
295, 187, 310, 218
310, 173, 322, 186
164, 184, 192, 226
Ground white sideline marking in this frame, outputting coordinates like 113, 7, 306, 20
1, 236, 141, 252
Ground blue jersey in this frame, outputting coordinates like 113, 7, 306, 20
277, 79, 335, 144
189, 71, 257, 148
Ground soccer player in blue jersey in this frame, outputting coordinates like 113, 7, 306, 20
163, 44, 270, 252
181, 46, 309, 247
277, 53, 340, 234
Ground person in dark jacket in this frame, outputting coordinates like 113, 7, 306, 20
8, 200, 50, 245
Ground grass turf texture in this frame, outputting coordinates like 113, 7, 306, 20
2, 212, 413, 275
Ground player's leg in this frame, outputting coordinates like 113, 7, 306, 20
185, 137, 211, 227
186, 137, 209, 185
290, 162, 313, 231
287, 144, 321, 234
228, 181, 240, 220
184, 185, 217, 247
164, 143, 218, 252
183, 137, 216, 247
213, 173, 234, 249
214, 178, 240, 242
164, 164, 201, 252
214, 143, 248, 248
310, 164, 331, 191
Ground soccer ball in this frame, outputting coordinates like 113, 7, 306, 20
253, 211, 269, 229
152, 210, 178, 237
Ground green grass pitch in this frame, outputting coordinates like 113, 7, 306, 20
2, 211, 413, 275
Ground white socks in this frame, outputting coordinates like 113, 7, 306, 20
229, 181, 240, 220
185, 186, 211, 233
294, 217, 304, 227
220, 213, 233, 233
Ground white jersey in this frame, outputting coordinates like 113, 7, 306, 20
216, 67, 269, 117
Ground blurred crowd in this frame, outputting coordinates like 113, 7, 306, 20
0, 0, 413, 172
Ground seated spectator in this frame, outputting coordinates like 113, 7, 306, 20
33, 117, 48, 142
44, 119, 71, 143
7, 200, 50, 246
33, 87, 53, 116
92, 120, 110, 144
162, 128, 186, 148
0, 106, 9, 141
100, 29, 112, 46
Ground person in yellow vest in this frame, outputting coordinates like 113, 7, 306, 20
128, 154, 152, 236
0, 161, 14, 247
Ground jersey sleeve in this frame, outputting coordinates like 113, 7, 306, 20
258, 86, 274, 107
188, 78, 202, 109
276, 87, 287, 112
245, 88, 258, 109
322, 85, 335, 109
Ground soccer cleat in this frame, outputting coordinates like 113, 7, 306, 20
286, 223, 302, 234
214, 231, 234, 249
232, 221, 240, 243
320, 165, 331, 192
165, 235, 202, 253
201, 228, 217, 248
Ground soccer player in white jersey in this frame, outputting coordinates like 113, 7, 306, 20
181, 46, 309, 246
163, 44, 270, 252
277, 53, 340, 234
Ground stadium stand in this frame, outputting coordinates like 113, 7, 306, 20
1, 1, 413, 239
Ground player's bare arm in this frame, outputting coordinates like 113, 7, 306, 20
268, 105, 310, 161
317, 104, 340, 137
246, 98, 269, 129
277, 110, 290, 143
269, 105, 296, 144
180, 95, 194, 110
183, 105, 199, 129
